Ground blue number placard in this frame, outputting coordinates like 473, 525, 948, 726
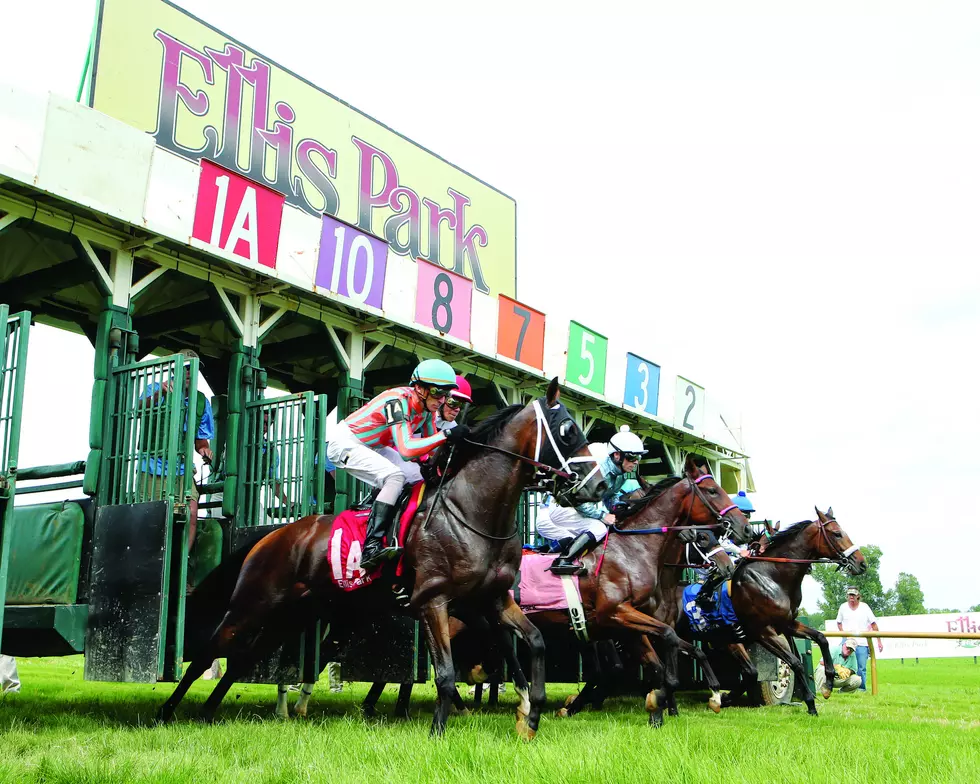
624, 353, 660, 416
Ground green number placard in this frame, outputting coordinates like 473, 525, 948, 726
566, 321, 608, 395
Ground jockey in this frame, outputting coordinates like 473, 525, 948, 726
326, 359, 470, 571
695, 489, 754, 612
376, 374, 473, 484
436, 375, 472, 431
548, 426, 647, 575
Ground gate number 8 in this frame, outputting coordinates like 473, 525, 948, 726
432, 273, 454, 332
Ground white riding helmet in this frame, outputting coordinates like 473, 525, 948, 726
608, 425, 646, 456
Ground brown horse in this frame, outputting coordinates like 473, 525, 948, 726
158, 378, 605, 738
671, 507, 867, 715
530, 455, 750, 726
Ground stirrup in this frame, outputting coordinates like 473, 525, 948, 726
549, 559, 586, 576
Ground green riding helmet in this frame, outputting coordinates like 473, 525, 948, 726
410, 359, 458, 390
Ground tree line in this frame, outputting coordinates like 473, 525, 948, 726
803, 544, 980, 628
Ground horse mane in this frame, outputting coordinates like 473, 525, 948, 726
616, 475, 684, 521
757, 519, 811, 548
431, 403, 525, 475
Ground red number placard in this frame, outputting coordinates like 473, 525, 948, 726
497, 295, 545, 370
192, 160, 285, 269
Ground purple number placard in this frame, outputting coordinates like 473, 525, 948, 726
414, 259, 472, 342
315, 215, 388, 308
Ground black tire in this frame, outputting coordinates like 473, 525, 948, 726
759, 659, 794, 705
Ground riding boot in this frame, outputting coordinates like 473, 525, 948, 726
696, 574, 723, 613
549, 532, 597, 575
360, 501, 399, 571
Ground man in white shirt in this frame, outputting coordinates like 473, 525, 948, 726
836, 587, 883, 691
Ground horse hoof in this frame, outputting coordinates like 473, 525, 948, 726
155, 709, 173, 726
452, 707, 471, 717
645, 691, 659, 713
821, 686, 832, 700
469, 664, 488, 685
708, 692, 722, 714
649, 710, 664, 729
274, 709, 289, 721
808, 709, 819, 716
668, 707, 679, 717
556, 707, 569, 718
516, 716, 536, 741
294, 706, 308, 719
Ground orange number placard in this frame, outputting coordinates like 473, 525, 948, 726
497, 295, 545, 370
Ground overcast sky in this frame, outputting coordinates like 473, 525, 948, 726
3, 0, 978, 612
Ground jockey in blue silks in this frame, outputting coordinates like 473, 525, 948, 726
548, 426, 647, 575
695, 489, 755, 612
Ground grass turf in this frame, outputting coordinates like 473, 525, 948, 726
1, 657, 978, 784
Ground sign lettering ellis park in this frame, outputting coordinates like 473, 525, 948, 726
89, 0, 517, 298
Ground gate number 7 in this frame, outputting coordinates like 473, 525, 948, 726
513, 305, 531, 361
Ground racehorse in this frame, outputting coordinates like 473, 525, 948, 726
158, 378, 606, 739
671, 507, 866, 715
529, 455, 751, 726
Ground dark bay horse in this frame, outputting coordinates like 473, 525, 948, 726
159, 378, 605, 738
530, 455, 750, 726
672, 507, 866, 715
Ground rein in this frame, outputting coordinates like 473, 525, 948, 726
746, 518, 860, 568
461, 438, 573, 480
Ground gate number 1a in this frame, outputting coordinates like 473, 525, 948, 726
191, 160, 284, 270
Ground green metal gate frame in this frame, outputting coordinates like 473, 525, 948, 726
0, 306, 30, 652
236, 391, 328, 527
87, 353, 199, 681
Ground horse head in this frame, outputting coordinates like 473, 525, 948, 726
683, 454, 751, 543
533, 378, 607, 506
678, 526, 735, 580
813, 506, 866, 575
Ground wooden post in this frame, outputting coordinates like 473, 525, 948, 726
867, 634, 878, 696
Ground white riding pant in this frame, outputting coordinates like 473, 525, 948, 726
374, 446, 423, 485
536, 504, 607, 542
326, 423, 406, 490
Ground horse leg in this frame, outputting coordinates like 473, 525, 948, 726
275, 684, 290, 720
362, 682, 386, 718
755, 627, 818, 715
157, 656, 213, 723
293, 683, 315, 718
636, 637, 667, 727
557, 680, 596, 718
723, 642, 757, 707
494, 595, 546, 740
787, 621, 835, 700
603, 602, 721, 714
394, 683, 414, 719
420, 599, 462, 737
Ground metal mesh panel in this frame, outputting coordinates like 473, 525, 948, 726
101, 355, 197, 506
0, 307, 29, 482
239, 393, 317, 527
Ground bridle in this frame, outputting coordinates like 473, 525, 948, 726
430, 399, 601, 541
461, 399, 601, 498
609, 473, 745, 538
746, 517, 861, 570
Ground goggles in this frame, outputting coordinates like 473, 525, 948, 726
444, 398, 464, 410
621, 453, 643, 462
426, 385, 453, 399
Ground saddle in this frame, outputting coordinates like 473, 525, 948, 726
326, 482, 426, 593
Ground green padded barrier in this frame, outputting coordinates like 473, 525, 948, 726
6, 502, 85, 604
89, 378, 106, 449
188, 518, 223, 588
83, 448, 101, 495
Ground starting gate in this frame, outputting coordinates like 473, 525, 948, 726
85, 354, 199, 682
0, 306, 29, 652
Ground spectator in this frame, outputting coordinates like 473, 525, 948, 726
836, 586, 883, 691
139, 349, 214, 549
814, 637, 863, 693
0, 655, 19, 694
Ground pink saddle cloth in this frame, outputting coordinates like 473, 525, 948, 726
514, 553, 573, 612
